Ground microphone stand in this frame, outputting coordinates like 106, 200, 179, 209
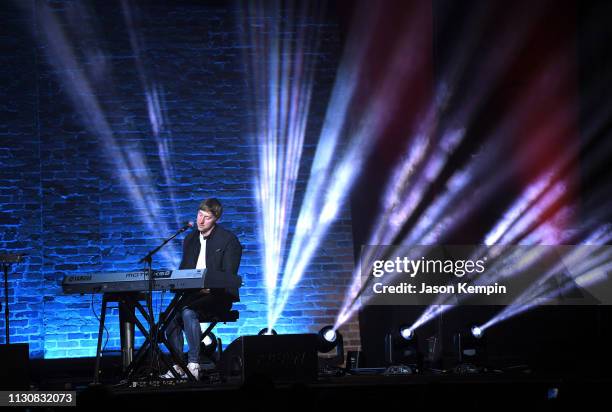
138, 224, 191, 378
0, 253, 25, 345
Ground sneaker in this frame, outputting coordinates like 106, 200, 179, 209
187, 362, 200, 381
160, 364, 187, 379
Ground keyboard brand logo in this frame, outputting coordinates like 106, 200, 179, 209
154, 270, 172, 278
125, 271, 146, 279
69, 275, 92, 282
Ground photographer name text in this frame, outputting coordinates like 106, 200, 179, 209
372, 282, 507, 295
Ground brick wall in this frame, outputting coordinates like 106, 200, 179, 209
0, 1, 44, 357
0, 1, 360, 359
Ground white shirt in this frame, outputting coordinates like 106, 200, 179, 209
195, 233, 207, 270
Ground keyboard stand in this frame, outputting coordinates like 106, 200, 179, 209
93, 292, 196, 384
122, 292, 198, 382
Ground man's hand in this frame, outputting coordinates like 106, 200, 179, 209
199, 288, 211, 295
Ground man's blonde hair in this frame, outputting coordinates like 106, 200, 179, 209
198, 198, 223, 219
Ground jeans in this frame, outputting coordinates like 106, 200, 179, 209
165, 293, 233, 364
166, 307, 202, 364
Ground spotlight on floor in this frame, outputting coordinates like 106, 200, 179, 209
453, 326, 487, 374
258, 328, 278, 336
200, 331, 219, 360
471, 325, 483, 339
317, 325, 344, 369
400, 325, 415, 341
384, 325, 421, 373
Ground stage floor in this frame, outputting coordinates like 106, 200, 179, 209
24, 356, 611, 410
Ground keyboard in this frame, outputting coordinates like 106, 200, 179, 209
62, 269, 241, 294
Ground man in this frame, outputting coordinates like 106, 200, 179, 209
162, 198, 242, 380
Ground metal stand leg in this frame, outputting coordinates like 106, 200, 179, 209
123, 294, 194, 381
119, 301, 135, 372
3, 263, 10, 344
93, 296, 108, 384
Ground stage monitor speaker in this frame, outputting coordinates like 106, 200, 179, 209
220, 334, 318, 384
0, 344, 30, 390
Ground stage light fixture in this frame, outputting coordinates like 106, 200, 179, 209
399, 325, 414, 341
452, 327, 487, 374
323, 328, 337, 343
384, 325, 421, 373
317, 326, 338, 350
317, 326, 344, 368
200, 332, 218, 359
258, 328, 278, 336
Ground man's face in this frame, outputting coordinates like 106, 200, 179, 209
197, 209, 217, 233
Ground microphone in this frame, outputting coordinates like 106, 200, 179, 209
179, 221, 194, 233
138, 222, 193, 264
